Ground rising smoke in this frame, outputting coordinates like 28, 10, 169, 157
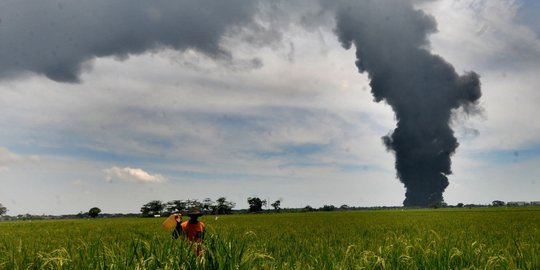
333, 0, 482, 207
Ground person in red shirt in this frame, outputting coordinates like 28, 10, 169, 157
181, 207, 205, 256
182, 208, 205, 241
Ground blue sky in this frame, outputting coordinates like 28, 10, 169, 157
1, 0, 539, 215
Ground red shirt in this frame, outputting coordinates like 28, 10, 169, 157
181, 221, 205, 242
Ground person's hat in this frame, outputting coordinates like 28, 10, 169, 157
187, 207, 203, 217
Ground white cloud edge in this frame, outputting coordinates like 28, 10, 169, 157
104, 166, 167, 184
0, 146, 40, 171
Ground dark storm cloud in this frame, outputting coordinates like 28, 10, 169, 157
0, 0, 258, 82
332, 0, 482, 207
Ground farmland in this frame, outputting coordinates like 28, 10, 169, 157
1, 207, 538, 269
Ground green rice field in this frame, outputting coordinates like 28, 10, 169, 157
1, 207, 538, 269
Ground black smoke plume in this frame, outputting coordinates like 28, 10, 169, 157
334, 1, 481, 207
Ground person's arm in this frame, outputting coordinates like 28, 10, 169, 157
181, 222, 189, 238
172, 222, 181, 239
202, 224, 205, 239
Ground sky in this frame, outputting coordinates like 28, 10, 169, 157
0, 0, 539, 215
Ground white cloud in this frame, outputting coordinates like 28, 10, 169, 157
0, 25, 392, 167
0, 146, 40, 171
420, 0, 540, 71
104, 166, 166, 184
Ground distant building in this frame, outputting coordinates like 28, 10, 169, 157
530, 201, 540, 206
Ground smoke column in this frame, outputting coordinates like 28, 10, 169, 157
334, 1, 481, 207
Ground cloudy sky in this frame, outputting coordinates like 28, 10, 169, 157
1, 0, 539, 215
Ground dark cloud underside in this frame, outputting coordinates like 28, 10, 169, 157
0, 0, 258, 82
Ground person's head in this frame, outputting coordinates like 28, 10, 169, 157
174, 213, 182, 222
187, 207, 203, 222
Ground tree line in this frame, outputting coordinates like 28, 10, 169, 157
140, 197, 284, 217
2, 199, 538, 220
140, 197, 236, 217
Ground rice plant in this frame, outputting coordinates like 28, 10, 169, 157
0, 207, 538, 269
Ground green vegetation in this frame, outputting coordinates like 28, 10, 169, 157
88, 207, 101, 218
0, 203, 6, 216
1, 207, 538, 269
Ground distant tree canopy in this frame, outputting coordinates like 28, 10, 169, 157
0, 203, 7, 216
320, 205, 336, 211
142, 197, 236, 217
429, 201, 448, 209
141, 200, 164, 217
88, 207, 101, 218
202, 198, 214, 213
215, 197, 235, 215
271, 200, 281, 211
492, 200, 505, 207
247, 197, 266, 212
164, 200, 187, 214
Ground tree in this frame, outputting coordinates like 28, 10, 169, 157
140, 200, 164, 217
0, 203, 7, 216
185, 199, 203, 210
247, 197, 265, 212
456, 203, 464, 208
202, 198, 215, 213
303, 205, 314, 212
88, 207, 101, 218
320, 205, 336, 211
492, 200, 505, 207
430, 201, 447, 209
165, 200, 187, 215
216, 197, 235, 214
271, 200, 281, 212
